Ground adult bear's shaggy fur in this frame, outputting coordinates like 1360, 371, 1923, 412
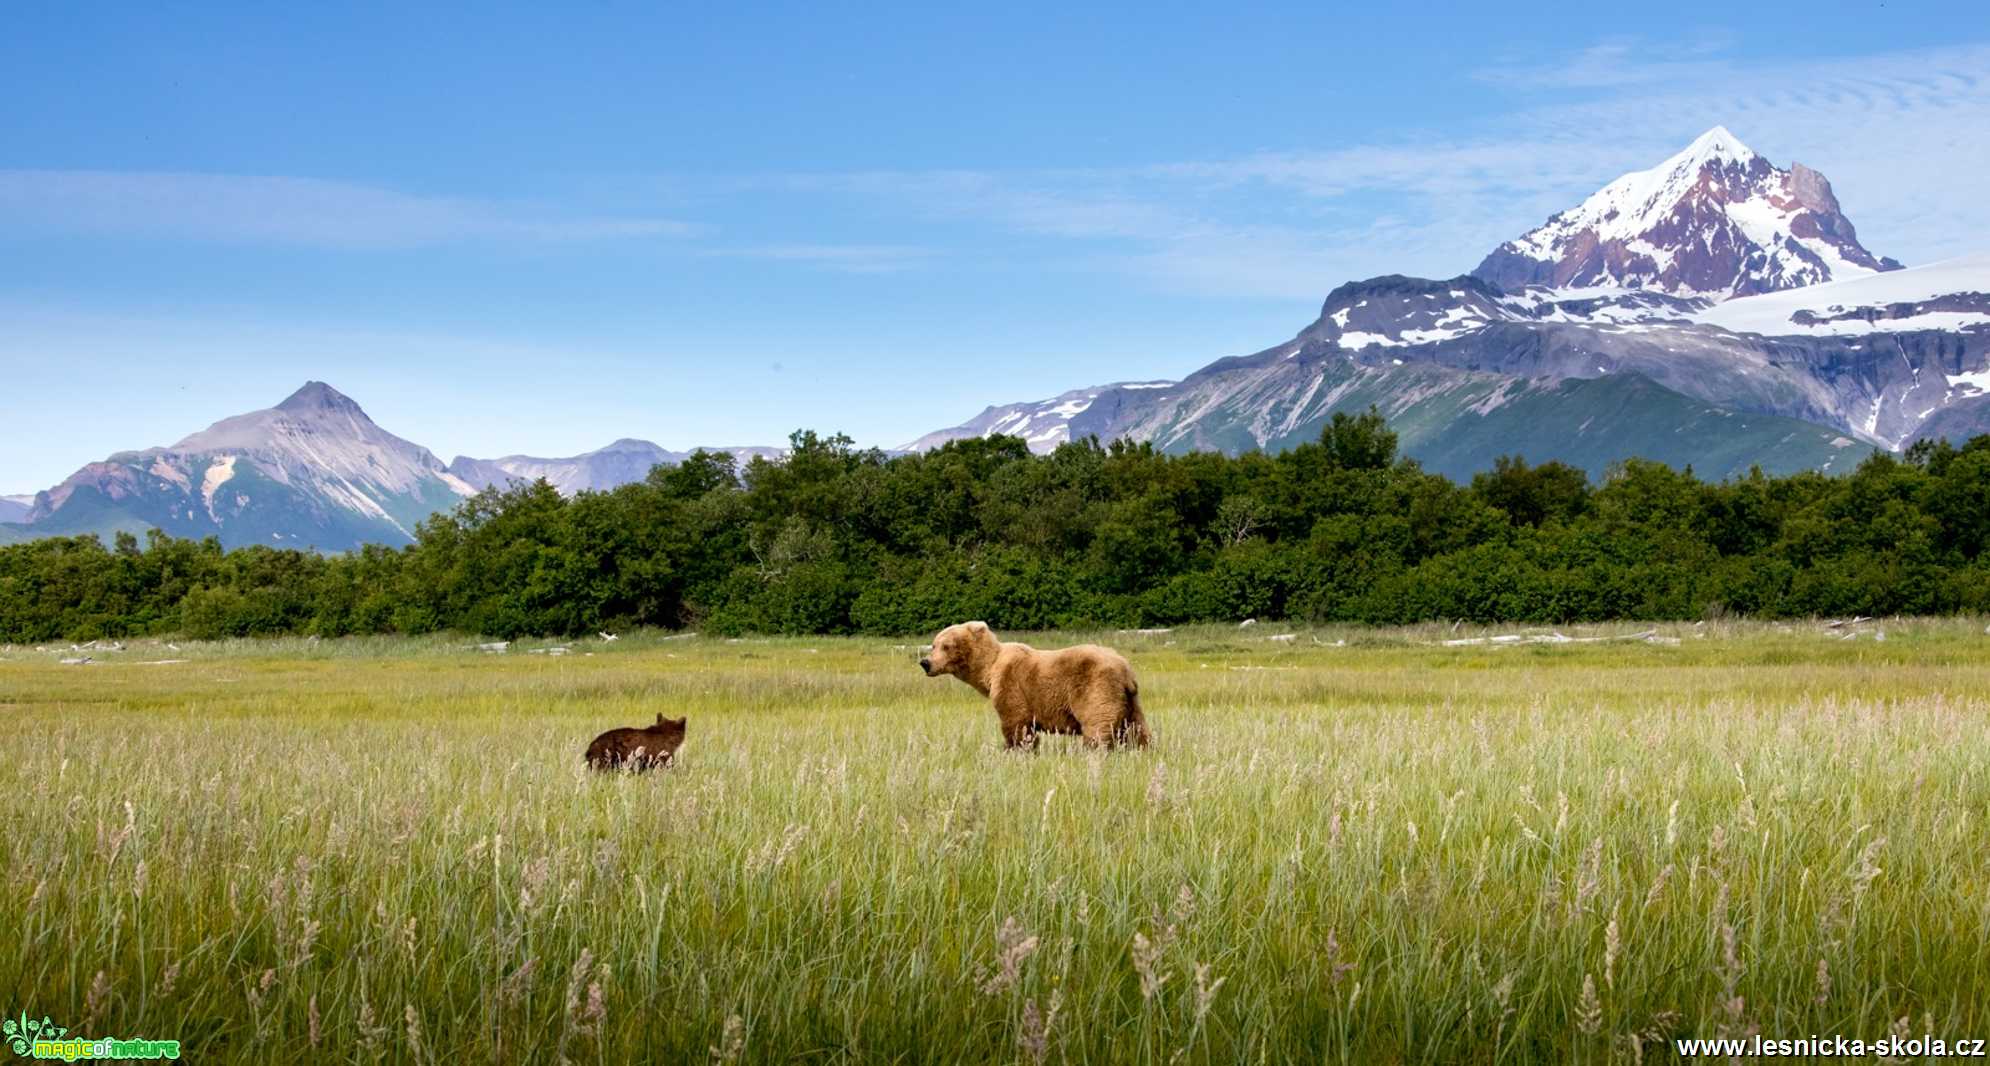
920, 621, 1150, 750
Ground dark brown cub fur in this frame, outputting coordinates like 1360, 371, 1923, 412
585, 713, 688, 771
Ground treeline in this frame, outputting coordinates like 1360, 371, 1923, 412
5, 415, 1990, 642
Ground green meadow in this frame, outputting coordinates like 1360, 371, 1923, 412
3, 619, 1988, 1063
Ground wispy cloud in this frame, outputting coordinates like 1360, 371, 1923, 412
0, 170, 693, 249
8, 39, 1987, 294
702, 243, 934, 273
1473, 33, 1741, 89
742, 40, 1990, 297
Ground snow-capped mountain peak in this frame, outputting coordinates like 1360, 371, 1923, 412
1679, 124, 1755, 164
1573, 126, 1763, 243
1474, 127, 1900, 300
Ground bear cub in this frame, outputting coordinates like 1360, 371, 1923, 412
585, 713, 688, 771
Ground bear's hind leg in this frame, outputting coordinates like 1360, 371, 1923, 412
1118, 688, 1151, 748
1073, 684, 1130, 749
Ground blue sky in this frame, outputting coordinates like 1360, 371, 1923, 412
4, 4, 1988, 492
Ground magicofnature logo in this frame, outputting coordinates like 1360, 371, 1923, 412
4, 1012, 179, 1061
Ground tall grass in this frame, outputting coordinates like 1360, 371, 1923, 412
3, 619, 1987, 1062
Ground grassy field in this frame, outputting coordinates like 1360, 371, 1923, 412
3, 619, 1988, 1063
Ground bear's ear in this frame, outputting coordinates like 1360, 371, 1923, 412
655, 713, 666, 726
675, 717, 687, 727
967, 620, 989, 633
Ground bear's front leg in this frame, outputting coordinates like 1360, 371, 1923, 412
1001, 718, 1041, 751
994, 693, 1038, 751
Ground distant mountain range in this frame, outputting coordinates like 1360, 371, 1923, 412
6, 127, 1988, 551
447, 439, 785, 496
897, 381, 1177, 453
1, 383, 791, 550
908, 128, 1989, 480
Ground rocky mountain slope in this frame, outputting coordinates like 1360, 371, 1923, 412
1049, 275, 1880, 480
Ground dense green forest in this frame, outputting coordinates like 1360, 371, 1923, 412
5, 414, 1990, 641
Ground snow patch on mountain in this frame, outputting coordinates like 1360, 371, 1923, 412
149, 458, 191, 492
1695, 254, 1990, 337
200, 455, 237, 521
902, 381, 1177, 453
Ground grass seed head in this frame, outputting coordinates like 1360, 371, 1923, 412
1577, 973, 1602, 1035
710, 1014, 746, 1064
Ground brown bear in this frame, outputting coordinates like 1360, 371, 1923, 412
919, 621, 1151, 750
585, 714, 687, 771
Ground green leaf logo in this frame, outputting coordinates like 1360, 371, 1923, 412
6, 1013, 67, 1057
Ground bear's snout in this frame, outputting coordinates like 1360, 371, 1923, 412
919, 657, 934, 675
